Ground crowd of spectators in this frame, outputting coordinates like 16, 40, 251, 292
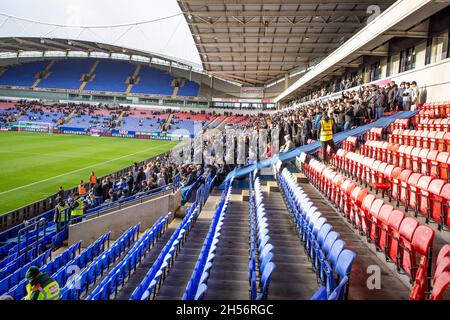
224, 80, 422, 163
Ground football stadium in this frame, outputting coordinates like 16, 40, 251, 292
0, 0, 449, 309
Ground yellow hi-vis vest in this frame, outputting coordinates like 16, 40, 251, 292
320, 119, 334, 142
71, 198, 84, 217
55, 204, 70, 223
25, 280, 60, 300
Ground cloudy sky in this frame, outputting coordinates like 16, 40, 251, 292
0, 0, 202, 67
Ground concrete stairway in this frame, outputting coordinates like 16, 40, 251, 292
203, 191, 250, 300
32, 60, 55, 88
153, 193, 221, 300
261, 182, 319, 300
79, 60, 100, 90
125, 65, 142, 94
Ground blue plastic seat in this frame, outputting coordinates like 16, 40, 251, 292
329, 240, 346, 269
257, 262, 275, 300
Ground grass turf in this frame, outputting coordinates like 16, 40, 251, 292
0, 132, 178, 215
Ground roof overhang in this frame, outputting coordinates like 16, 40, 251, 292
275, 0, 450, 103
178, 0, 396, 86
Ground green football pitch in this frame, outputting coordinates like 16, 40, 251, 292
0, 132, 179, 215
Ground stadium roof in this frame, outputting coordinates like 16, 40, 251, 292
275, 0, 450, 103
177, 0, 395, 86
0, 37, 200, 71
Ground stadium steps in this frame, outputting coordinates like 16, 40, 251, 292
203, 191, 251, 300
171, 86, 179, 98
297, 178, 412, 300
261, 183, 319, 300
125, 65, 142, 94
79, 60, 100, 90
153, 195, 221, 300
113, 219, 181, 300
64, 109, 76, 125
32, 61, 55, 88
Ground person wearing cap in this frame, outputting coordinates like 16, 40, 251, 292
25, 266, 60, 300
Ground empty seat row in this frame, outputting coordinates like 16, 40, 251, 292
183, 180, 233, 300
410, 244, 450, 300
0, 249, 51, 295
87, 213, 172, 300
360, 141, 450, 181
419, 101, 450, 117
130, 203, 200, 300
6, 232, 107, 300
334, 148, 450, 230
342, 136, 358, 152
364, 127, 384, 142
277, 168, 356, 300
413, 110, 439, 122
248, 174, 276, 300
60, 224, 140, 300
304, 158, 435, 286
388, 129, 450, 152
417, 118, 450, 131
389, 119, 410, 132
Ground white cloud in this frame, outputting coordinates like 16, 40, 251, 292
0, 0, 201, 67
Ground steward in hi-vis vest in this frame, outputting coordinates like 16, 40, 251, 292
71, 193, 85, 223
25, 266, 60, 300
54, 197, 70, 231
317, 111, 338, 166
78, 180, 86, 196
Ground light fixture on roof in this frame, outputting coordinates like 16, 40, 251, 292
68, 41, 72, 45
305, 37, 310, 40
188, 14, 192, 20
196, 35, 201, 40
203, 54, 207, 58
122, 49, 127, 53
40, 39, 45, 44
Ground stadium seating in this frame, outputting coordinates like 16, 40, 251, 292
334, 147, 450, 230
38, 59, 91, 89
182, 180, 233, 300
86, 213, 172, 300
60, 225, 140, 300
248, 175, 276, 300
303, 158, 435, 286
277, 168, 356, 300
0, 61, 49, 87
130, 178, 215, 300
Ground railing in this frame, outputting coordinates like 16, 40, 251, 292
0, 147, 183, 234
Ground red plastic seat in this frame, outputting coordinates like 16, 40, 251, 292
411, 148, 425, 173
339, 180, 356, 212
402, 173, 423, 208
377, 204, 394, 253
398, 217, 420, 276
392, 169, 413, 205
430, 272, 450, 300
419, 179, 446, 220
437, 245, 450, 267
387, 210, 405, 264
423, 150, 439, 176
434, 257, 450, 283
359, 194, 376, 235
368, 199, 385, 242
349, 187, 368, 227
413, 176, 434, 215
